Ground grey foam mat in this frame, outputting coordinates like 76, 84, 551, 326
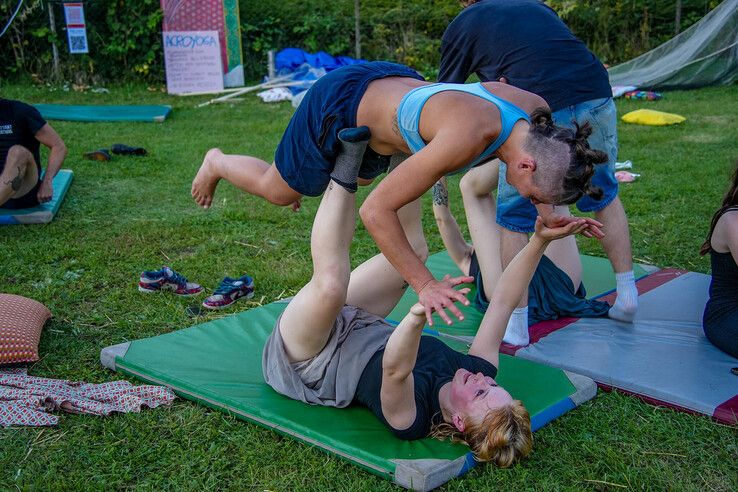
514, 270, 738, 424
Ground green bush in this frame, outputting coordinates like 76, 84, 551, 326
0, 0, 162, 84
0, 0, 718, 84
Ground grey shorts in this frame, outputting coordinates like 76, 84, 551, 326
262, 305, 393, 408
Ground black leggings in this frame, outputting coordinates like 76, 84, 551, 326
703, 312, 738, 359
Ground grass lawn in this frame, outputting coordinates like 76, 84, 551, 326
1, 81, 737, 490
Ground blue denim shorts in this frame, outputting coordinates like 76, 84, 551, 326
496, 97, 619, 233
274, 62, 424, 197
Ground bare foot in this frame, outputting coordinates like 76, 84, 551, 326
289, 197, 302, 212
192, 148, 222, 208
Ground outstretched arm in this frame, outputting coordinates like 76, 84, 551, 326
379, 303, 426, 430
380, 292, 466, 430
34, 124, 67, 203
432, 178, 473, 273
469, 217, 588, 367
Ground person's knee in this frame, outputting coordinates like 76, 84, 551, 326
265, 192, 297, 207
312, 268, 349, 306
4, 145, 33, 170
459, 171, 491, 198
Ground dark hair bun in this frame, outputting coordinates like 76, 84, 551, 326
584, 182, 604, 200
529, 107, 554, 136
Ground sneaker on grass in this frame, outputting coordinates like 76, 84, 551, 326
203, 275, 255, 310
138, 266, 203, 296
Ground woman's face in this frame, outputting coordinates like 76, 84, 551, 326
449, 368, 513, 422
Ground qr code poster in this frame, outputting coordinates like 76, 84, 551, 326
67, 28, 89, 54
63, 3, 88, 54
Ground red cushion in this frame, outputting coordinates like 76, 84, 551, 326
0, 294, 51, 365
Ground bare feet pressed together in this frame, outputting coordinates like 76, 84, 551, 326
191, 148, 222, 209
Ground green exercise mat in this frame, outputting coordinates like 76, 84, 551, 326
34, 104, 172, 122
0, 169, 73, 225
101, 300, 596, 491
387, 252, 651, 337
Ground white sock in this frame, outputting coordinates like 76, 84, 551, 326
609, 270, 638, 322
503, 307, 530, 346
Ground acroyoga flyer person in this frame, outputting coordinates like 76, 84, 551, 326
192, 61, 607, 325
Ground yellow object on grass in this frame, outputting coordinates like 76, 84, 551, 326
621, 109, 686, 126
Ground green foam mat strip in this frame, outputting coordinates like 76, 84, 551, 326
107, 301, 584, 485
387, 252, 649, 337
34, 104, 172, 122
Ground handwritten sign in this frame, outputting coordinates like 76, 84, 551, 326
163, 30, 224, 94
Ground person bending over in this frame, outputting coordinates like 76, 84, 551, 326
432, 168, 609, 346
193, 61, 607, 326
439, 0, 638, 330
700, 162, 738, 359
262, 172, 590, 466
0, 98, 67, 209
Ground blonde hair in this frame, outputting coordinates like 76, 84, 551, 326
431, 400, 533, 467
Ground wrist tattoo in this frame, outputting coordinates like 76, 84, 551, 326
4, 165, 23, 191
431, 181, 448, 206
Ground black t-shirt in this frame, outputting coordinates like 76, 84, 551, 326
353, 336, 497, 440
439, 0, 612, 112
0, 99, 46, 173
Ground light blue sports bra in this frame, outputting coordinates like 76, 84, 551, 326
396, 83, 530, 173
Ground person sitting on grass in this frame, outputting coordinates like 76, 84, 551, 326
262, 173, 591, 466
701, 161, 738, 359
192, 61, 607, 328
0, 98, 67, 209
431, 168, 609, 346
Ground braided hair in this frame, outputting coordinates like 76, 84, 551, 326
527, 107, 608, 205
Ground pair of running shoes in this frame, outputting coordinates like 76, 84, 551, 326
138, 266, 254, 310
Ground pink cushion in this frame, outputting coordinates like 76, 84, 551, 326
0, 294, 51, 365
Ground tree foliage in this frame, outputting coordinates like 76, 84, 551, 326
0, 0, 719, 84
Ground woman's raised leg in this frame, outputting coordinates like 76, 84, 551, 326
459, 160, 503, 302
346, 197, 428, 318
191, 148, 301, 209
278, 181, 357, 362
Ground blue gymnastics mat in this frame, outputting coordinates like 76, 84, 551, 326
0, 169, 73, 225
34, 104, 172, 123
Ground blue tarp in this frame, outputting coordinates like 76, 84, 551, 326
275, 48, 365, 73
263, 49, 367, 102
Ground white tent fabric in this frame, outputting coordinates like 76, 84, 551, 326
608, 0, 738, 90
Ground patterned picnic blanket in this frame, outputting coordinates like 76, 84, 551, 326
0, 367, 175, 426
